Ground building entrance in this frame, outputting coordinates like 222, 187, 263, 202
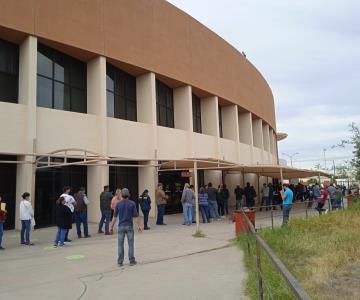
159, 171, 189, 214
0, 156, 17, 229
35, 162, 86, 228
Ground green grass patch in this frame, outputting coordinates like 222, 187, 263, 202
192, 230, 206, 238
237, 201, 360, 300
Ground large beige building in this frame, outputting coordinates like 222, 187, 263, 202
0, 0, 278, 229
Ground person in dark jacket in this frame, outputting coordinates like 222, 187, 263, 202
234, 185, 244, 210
139, 189, 151, 230
244, 182, 256, 208
74, 187, 90, 239
98, 185, 113, 235
217, 185, 225, 216
222, 184, 230, 216
54, 197, 73, 247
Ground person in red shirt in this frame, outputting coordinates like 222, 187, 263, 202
316, 187, 329, 215
0, 196, 6, 250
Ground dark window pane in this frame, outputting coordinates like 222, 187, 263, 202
37, 50, 53, 78
106, 67, 115, 92
159, 105, 167, 127
54, 82, 70, 110
125, 75, 136, 100
167, 108, 174, 128
107, 91, 115, 117
114, 94, 126, 119
71, 60, 86, 89
71, 88, 86, 113
0, 73, 18, 103
54, 54, 70, 84
126, 100, 137, 121
114, 71, 125, 96
0, 39, 19, 75
37, 76, 53, 108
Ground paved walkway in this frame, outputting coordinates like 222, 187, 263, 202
0, 214, 248, 300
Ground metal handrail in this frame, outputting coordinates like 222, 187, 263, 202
240, 209, 311, 300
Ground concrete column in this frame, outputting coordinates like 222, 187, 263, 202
269, 128, 275, 154
16, 36, 37, 229
200, 96, 219, 137
238, 112, 253, 145
139, 162, 158, 218
252, 118, 263, 149
87, 165, 109, 223
174, 85, 194, 157
86, 56, 109, 223
221, 105, 239, 141
262, 123, 270, 152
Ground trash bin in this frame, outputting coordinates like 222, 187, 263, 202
234, 208, 255, 236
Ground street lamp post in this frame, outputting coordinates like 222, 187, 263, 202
282, 152, 299, 167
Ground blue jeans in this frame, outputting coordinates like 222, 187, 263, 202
156, 204, 166, 225
200, 205, 210, 223
183, 203, 193, 225
208, 200, 220, 219
98, 210, 112, 234
141, 209, 150, 229
282, 205, 292, 226
21, 220, 31, 243
54, 227, 67, 246
236, 199, 242, 210
118, 225, 135, 264
0, 222, 3, 247
75, 211, 89, 237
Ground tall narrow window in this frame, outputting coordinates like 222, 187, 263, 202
37, 43, 87, 113
156, 80, 174, 128
0, 39, 19, 103
192, 94, 202, 133
106, 63, 137, 121
218, 105, 223, 138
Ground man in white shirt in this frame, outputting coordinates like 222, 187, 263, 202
61, 186, 76, 242
19, 192, 34, 245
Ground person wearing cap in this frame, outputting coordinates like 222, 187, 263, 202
280, 184, 293, 226
110, 188, 142, 267
155, 183, 168, 225
139, 189, 151, 230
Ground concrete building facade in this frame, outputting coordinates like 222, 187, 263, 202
0, 0, 278, 229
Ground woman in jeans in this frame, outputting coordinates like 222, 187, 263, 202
54, 197, 73, 247
0, 196, 6, 250
199, 187, 210, 223
19, 192, 34, 246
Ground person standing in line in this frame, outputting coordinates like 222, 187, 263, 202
155, 183, 168, 225
260, 183, 270, 211
54, 197, 73, 247
244, 182, 252, 208
217, 184, 225, 216
334, 186, 343, 209
316, 187, 329, 215
111, 189, 122, 214
207, 182, 221, 221
199, 187, 210, 223
74, 187, 90, 239
139, 189, 151, 230
327, 183, 336, 210
234, 185, 244, 210
60, 186, 76, 242
313, 183, 321, 208
268, 183, 275, 210
190, 185, 196, 223
0, 196, 6, 250
19, 192, 34, 246
98, 185, 113, 235
280, 184, 293, 226
110, 188, 142, 267
222, 184, 230, 216
181, 183, 195, 226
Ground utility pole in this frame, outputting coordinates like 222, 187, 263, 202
323, 148, 327, 169
282, 152, 299, 167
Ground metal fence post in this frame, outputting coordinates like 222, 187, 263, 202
256, 239, 264, 300
270, 209, 274, 230
305, 202, 308, 219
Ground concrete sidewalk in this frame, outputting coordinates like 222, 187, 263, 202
0, 214, 248, 300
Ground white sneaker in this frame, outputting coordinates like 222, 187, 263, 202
325, 209, 329, 214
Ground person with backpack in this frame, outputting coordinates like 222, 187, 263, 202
54, 196, 73, 247
74, 187, 90, 239
0, 196, 6, 250
139, 189, 151, 230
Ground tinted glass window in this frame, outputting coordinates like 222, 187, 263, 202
156, 80, 174, 128
36, 43, 87, 113
106, 63, 137, 121
218, 105, 223, 138
0, 39, 19, 103
192, 94, 202, 133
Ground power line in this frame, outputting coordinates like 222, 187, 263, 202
288, 155, 353, 163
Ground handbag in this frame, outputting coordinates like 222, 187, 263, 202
31, 218, 36, 229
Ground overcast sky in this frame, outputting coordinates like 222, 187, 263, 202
167, 0, 359, 170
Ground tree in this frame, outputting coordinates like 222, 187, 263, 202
336, 123, 360, 181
